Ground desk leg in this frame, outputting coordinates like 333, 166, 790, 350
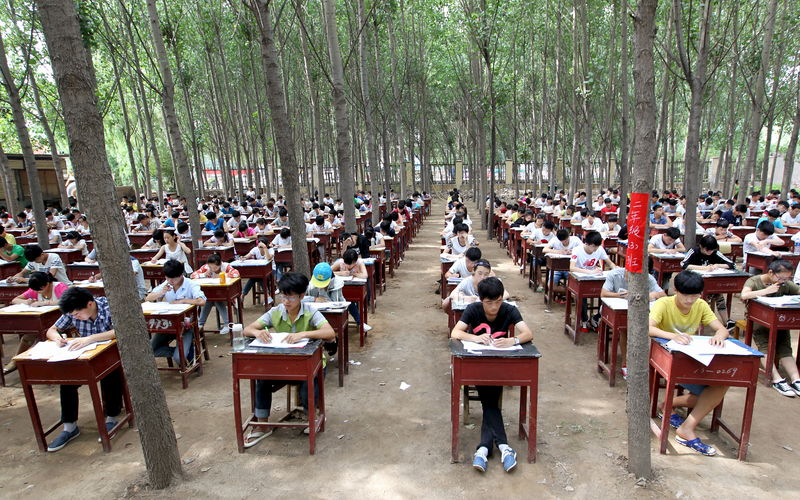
318, 366, 326, 433
609, 326, 620, 387
738, 385, 757, 461
233, 377, 245, 453
337, 322, 345, 388
450, 372, 460, 463
764, 325, 778, 386
658, 379, 676, 454
518, 385, 527, 441
528, 376, 539, 463
544, 269, 553, 312
308, 372, 316, 455
21, 381, 47, 452
88, 381, 111, 452
573, 293, 582, 345
177, 331, 188, 390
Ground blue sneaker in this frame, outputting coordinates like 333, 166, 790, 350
98, 421, 118, 442
501, 448, 517, 472
472, 452, 488, 472
48, 427, 80, 452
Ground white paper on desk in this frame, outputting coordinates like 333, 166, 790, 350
142, 259, 167, 266
601, 297, 629, 310
74, 280, 104, 287
698, 268, 737, 275
756, 295, 800, 306
233, 238, 253, 243
141, 302, 190, 314
340, 276, 367, 283
232, 259, 271, 266
304, 301, 350, 311
461, 340, 523, 352
665, 336, 753, 366
248, 332, 309, 348
0, 304, 59, 313
25, 341, 62, 359
193, 278, 227, 285
47, 340, 112, 362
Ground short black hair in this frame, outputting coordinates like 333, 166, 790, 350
279, 227, 290, 239
464, 247, 482, 262
673, 270, 704, 295
473, 259, 491, 270
757, 220, 775, 235
698, 235, 719, 251
315, 215, 325, 225
279, 208, 288, 217
767, 208, 780, 218
206, 211, 217, 220
715, 219, 730, 228
454, 223, 469, 234
543, 221, 555, 230
28, 271, 55, 291
214, 229, 226, 239
556, 229, 569, 241
163, 259, 185, 278
665, 227, 681, 240
171, 211, 181, 218
206, 253, 222, 266
278, 272, 309, 296
584, 231, 602, 246
768, 259, 793, 274
59, 287, 95, 314
343, 248, 359, 264
24, 244, 44, 262
177, 222, 189, 233
477, 276, 504, 300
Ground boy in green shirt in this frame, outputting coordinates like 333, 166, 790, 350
242, 272, 335, 448
739, 259, 800, 397
649, 271, 730, 456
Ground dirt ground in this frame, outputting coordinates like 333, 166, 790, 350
1, 200, 799, 499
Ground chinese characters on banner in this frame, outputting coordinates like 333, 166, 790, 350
625, 192, 649, 273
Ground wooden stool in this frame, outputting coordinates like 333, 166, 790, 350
732, 319, 747, 340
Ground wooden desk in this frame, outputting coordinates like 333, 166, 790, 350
597, 297, 627, 386
45, 248, 82, 265
543, 254, 571, 312
126, 232, 152, 248
0, 281, 28, 304
445, 277, 462, 299
66, 262, 101, 281
309, 303, 350, 387
142, 303, 202, 389
745, 251, 800, 274
369, 248, 386, 294
229, 259, 274, 309
744, 297, 800, 386
526, 242, 545, 289
0, 261, 21, 279
342, 278, 368, 346
648, 338, 762, 460
232, 340, 325, 454
363, 259, 377, 314
651, 254, 685, 287
616, 242, 627, 266
450, 339, 541, 463
564, 272, 606, 344
0, 305, 62, 386
730, 226, 755, 241
196, 277, 244, 333
140, 261, 165, 286
196, 246, 235, 265
233, 238, 257, 257
71, 280, 107, 298
695, 269, 751, 314
129, 248, 159, 263
744, 216, 760, 227
14, 341, 134, 452
440, 257, 457, 299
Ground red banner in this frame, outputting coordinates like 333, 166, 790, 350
625, 192, 649, 273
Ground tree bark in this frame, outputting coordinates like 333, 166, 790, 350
321, 0, 357, 233
146, 0, 201, 252
0, 141, 20, 215
357, 0, 380, 226
250, 0, 311, 274
0, 31, 49, 247
28, 69, 70, 209
739, 0, 779, 198
35, 0, 183, 488
617, 0, 630, 225
627, 0, 658, 480
781, 74, 800, 198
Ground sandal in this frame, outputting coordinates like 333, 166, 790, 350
658, 412, 685, 429
675, 436, 717, 456
244, 428, 273, 449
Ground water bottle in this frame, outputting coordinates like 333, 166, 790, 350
794, 239, 800, 255
219, 271, 227, 285
231, 323, 246, 351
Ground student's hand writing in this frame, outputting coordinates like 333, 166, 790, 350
315, 297, 329, 303
617, 289, 628, 298
492, 337, 515, 348
708, 334, 727, 347
475, 333, 491, 345
673, 333, 692, 345
67, 337, 92, 351
285, 332, 305, 344
256, 330, 272, 344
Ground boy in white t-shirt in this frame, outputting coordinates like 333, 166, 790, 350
570, 231, 616, 331
544, 229, 582, 288
580, 210, 603, 232
742, 220, 783, 270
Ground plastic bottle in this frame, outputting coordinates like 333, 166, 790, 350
220, 271, 226, 285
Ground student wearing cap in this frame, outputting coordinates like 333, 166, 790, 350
304, 262, 346, 303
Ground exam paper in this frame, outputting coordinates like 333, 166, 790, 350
0, 304, 60, 313
665, 336, 754, 366
248, 332, 309, 348
461, 340, 523, 352
304, 301, 350, 311
141, 302, 191, 314
231, 259, 271, 266
25, 340, 111, 361
755, 295, 800, 307
193, 278, 228, 285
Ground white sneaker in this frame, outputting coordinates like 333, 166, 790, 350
363, 323, 373, 332
220, 326, 230, 335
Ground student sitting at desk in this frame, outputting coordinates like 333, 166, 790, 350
151, 230, 193, 274
253, 218, 272, 235
192, 253, 240, 334
241, 273, 335, 448
8, 245, 71, 285
233, 221, 256, 239
43, 288, 122, 452
332, 249, 372, 332
705, 219, 741, 243
756, 209, 786, 234
84, 248, 146, 301
648, 271, 730, 457
543, 229, 582, 288
580, 210, 603, 232
141, 228, 166, 250
447, 223, 478, 256
600, 267, 666, 378
146, 259, 207, 365
59, 231, 89, 257
570, 231, 616, 332
203, 211, 225, 232
649, 204, 671, 229
648, 227, 685, 254
445, 247, 482, 280
680, 235, 737, 329
742, 221, 783, 271
0, 224, 15, 246
0, 237, 27, 268
450, 277, 533, 473
202, 228, 234, 249
442, 259, 506, 310
600, 214, 620, 238
3, 272, 70, 375
739, 260, 800, 397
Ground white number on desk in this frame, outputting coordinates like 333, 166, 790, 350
147, 318, 173, 330
692, 367, 739, 378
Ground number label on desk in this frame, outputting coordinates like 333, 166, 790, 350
692, 366, 738, 379
147, 318, 173, 330
777, 313, 800, 325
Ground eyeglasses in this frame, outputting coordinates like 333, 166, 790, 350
280, 295, 301, 303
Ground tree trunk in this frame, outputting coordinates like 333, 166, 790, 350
0, 142, 20, 215
781, 74, 800, 198
321, 0, 356, 233
627, 0, 658, 480
36, 0, 183, 488
107, 47, 142, 200
250, 0, 311, 274
617, 0, 630, 225
28, 71, 70, 209
146, 0, 201, 252
357, 0, 380, 225
0, 31, 49, 247
739, 0, 779, 198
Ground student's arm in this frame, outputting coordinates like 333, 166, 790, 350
11, 291, 33, 305
243, 318, 271, 343
493, 320, 533, 348
0, 251, 16, 262
706, 318, 729, 346
285, 320, 335, 344
450, 320, 490, 345
647, 243, 669, 254
649, 290, 667, 301
178, 241, 192, 254
601, 287, 628, 299
150, 246, 165, 262
739, 283, 780, 301
648, 317, 691, 344
145, 283, 169, 302
675, 241, 686, 252
352, 261, 368, 279
603, 257, 616, 269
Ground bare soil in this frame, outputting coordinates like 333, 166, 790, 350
1, 200, 797, 499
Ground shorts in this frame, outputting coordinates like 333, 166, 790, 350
679, 383, 707, 396
752, 325, 794, 360
706, 294, 726, 311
